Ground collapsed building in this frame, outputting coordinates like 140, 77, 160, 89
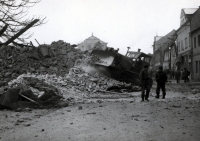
0, 39, 148, 110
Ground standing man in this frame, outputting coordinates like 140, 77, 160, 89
155, 66, 167, 99
139, 65, 151, 102
175, 70, 181, 84
182, 68, 190, 83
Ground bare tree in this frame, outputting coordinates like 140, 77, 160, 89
0, 0, 46, 45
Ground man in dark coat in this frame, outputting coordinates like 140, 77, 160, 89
155, 66, 168, 99
175, 70, 181, 84
139, 65, 151, 102
182, 68, 190, 83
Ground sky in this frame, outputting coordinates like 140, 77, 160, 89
27, 0, 200, 55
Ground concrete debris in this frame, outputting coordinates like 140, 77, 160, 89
0, 40, 89, 85
7, 65, 137, 95
0, 40, 140, 110
191, 89, 200, 94
1, 88, 20, 110
0, 74, 64, 109
78, 106, 83, 110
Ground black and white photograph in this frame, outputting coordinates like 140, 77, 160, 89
0, 0, 200, 140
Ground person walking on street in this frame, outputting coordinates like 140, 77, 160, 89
139, 65, 151, 102
180, 69, 183, 80
182, 68, 190, 83
175, 70, 181, 84
155, 66, 167, 99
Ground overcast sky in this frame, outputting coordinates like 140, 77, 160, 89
27, 0, 200, 55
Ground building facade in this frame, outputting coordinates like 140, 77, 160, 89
152, 36, 162, 68
191, 7, 200, 81
77, 34, 108, 51
152, 30, 176, 70
163, 42, 177, 71
176, 8, 198, 72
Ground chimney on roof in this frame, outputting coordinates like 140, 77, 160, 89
125, 47, 130, 56
138, 48, 141, 52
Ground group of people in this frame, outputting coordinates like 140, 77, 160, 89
139, 65, 167, 102
174, 68, 190, 84
139, 65, 191, 102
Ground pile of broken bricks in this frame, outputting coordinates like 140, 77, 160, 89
0, 40, 91, 89
0, 65, 140, 110
7, 66, 140, 98
0, 40, 141, 110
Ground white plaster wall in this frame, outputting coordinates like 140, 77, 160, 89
177, 26, 190, 55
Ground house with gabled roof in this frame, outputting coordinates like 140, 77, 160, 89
176, 8, 198, 72
152, 30, 176, 70
190, 6, 200, 81
180, 8, 198, 26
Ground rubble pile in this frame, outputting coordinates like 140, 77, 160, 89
8, 66, 138, 95
0, 40, 93, 88
0, 65, 139, 109
0, 40, 140, 109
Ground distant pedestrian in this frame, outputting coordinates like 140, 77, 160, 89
171, 70, 175, 79
175, 70, 181, 84
155, 66, 168, 99
139, 65, 151, 102
182, 68, 190, 83
180, 69, 183, 79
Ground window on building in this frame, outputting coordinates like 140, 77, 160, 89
185, 38, 187, 48
178, 42, 180, 52
199, 61, 200, 75
181, 40, 184, 50
194, 37, 196, 48
164, 51, 169, 61
196, 61, 198, 73
198, 35, 200, 47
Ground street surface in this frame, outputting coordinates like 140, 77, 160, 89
0, 83, 200, 141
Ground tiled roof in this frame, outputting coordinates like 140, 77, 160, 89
155, 36, 163, 42
183, 8, 198, 15
155, 29, 176, 45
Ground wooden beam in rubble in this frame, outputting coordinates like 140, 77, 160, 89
0, 24, 8, 37
4, 19, 39, 45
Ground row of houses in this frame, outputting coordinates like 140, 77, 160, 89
151, 7, 200, 81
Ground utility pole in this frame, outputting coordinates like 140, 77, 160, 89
169, 47, 171, 70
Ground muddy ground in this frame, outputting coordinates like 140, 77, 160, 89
0, 82, 200, 141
